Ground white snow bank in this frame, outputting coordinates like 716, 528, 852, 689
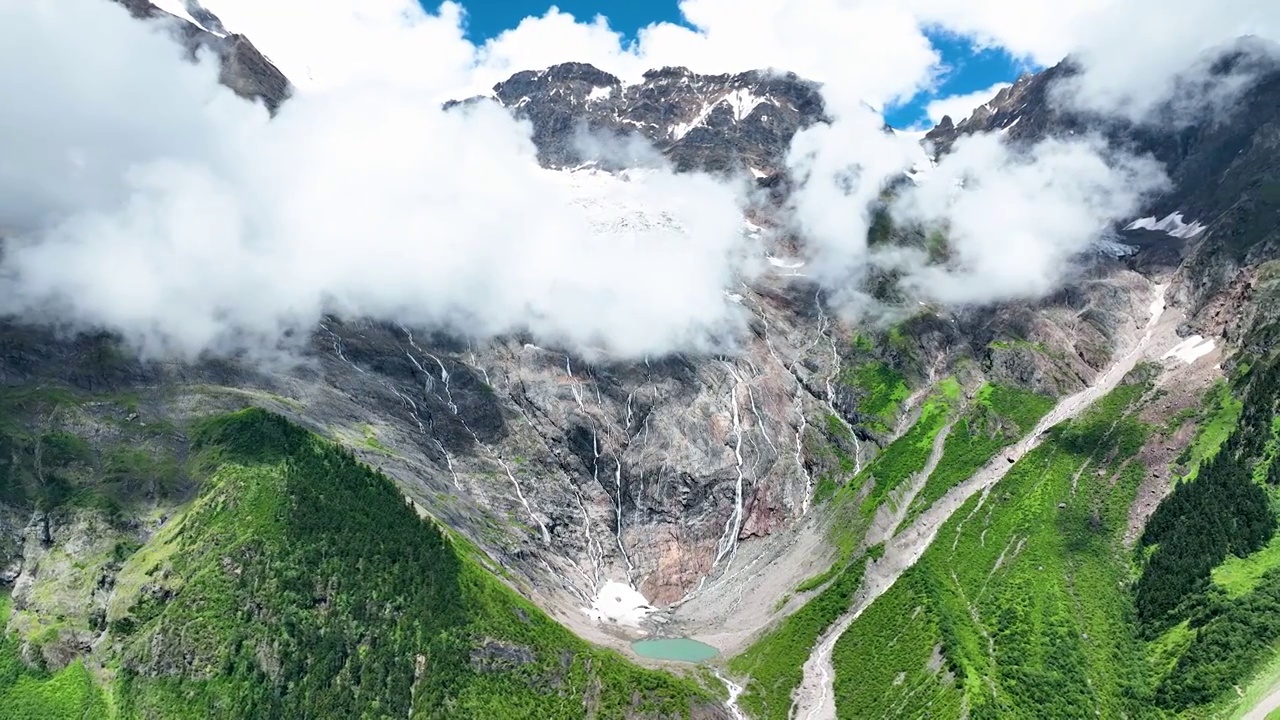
1125, 212, 1206, 238
672, 90, 771, 140
150, 0, 226, 36
1163, 335, 1216, 364
1094, 238, 1139, 258
724, 88, 767, 121
766, 255, 805, 269
588, 86, 613, 102
583, 581, 655, 627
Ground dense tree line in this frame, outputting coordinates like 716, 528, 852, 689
1156, 570, 1280, 707
1136, 354, 1280, 634
1129, 351, 1280, 712
1226, 352, 1280, 465
1136, 448, 1275, 630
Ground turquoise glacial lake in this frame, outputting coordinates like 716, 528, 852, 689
631, 638, 720, 663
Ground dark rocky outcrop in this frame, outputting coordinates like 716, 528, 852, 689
110, 0, 291, 111
460, 62, 827, 175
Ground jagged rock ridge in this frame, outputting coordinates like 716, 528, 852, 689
452, 61, 827, 175
111, 0, 291, 111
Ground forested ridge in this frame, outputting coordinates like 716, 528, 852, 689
2, 408, 719, 719
1137, 351, 1280, 708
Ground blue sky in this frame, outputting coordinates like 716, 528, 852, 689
910, 32, 1030, 127
452, 0, 1030, 128
459, 0, 687, 45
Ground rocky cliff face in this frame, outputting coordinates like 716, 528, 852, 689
6, 0, 1280, 668
454, 61, 827, 176
111, 0, 291, 111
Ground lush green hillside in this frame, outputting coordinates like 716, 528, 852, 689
832, 380, 1153, 719
726, 380, 1051, 720
1, 408, 720, 720
0, 595, 111, 720
901, 383, 1055, 526
1141, 353, 1280, 710
821, 350, 1280, 719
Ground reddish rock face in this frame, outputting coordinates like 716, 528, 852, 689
738, 482, 785, 541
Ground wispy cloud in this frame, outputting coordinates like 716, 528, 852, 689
924, 82, 1012, 125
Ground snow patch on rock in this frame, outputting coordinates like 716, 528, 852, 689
584, 581, 655, 627
766, 256, 805, 269
1125, 212, 1207, 238
151, 0, 225, 36
1163, 335, 1216, 364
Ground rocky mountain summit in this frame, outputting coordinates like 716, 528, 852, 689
453, 61, 827, 176
112, 0, 291, 111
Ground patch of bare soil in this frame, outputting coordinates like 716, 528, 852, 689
1126, 318, 1226, 544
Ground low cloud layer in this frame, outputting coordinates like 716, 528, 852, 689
0, 0, 1275, 361
0, 0, 755, 360
778, 107, 1167, 318
892, 134, 1168, 303
1048, 0, 1280, 122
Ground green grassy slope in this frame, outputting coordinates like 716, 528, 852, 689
902, 384, 1054, 527
721, 382, 940, 720
726, 560, 867, 720
726, 380, 1051, 720
0, 595, 111, 720
840, 361, 910, 435
831, 381, 1154, 719
2, 407, 719, 720
823, 349, 1280, 720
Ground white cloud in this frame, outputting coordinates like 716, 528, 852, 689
1, 0, 1275, 363
906, 0, 1107, 66
907, 0, 1280, 121
0, 0, 756, 360
786, 106, 927, 288
924, 82, 1011, 125
198, 0, 944, 110
628, 0, 942, 111
176, 0, 478, 91
889, 133, 1169, 303
1056, 3, 1280, 122
0, 1, 258, 230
